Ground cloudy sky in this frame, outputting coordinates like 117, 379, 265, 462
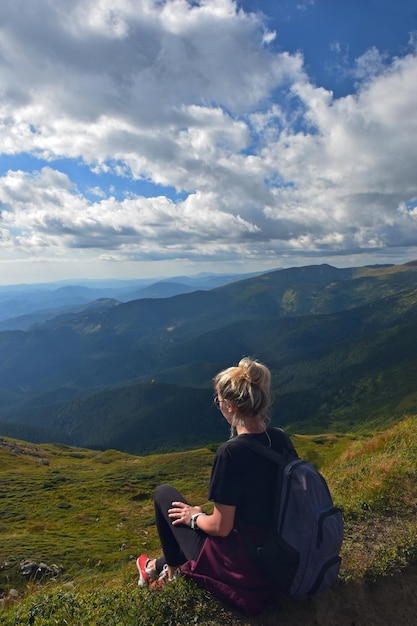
1, 0, 417, 285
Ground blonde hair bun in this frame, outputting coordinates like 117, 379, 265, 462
237, 357, 271, 391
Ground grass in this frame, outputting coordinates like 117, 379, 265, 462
1, 416, 417, 624
0, 441, 213, 587
2, 577, 237, 626
324, 416, 417, 583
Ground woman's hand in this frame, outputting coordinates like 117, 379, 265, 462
168, 501, 236, 536
168, 501, 202, 527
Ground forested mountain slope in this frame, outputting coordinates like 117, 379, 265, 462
0, 261, 416, 452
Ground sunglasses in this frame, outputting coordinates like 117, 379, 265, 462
213, 395, 227, 409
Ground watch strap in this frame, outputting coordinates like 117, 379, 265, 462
190, 512, 204, 529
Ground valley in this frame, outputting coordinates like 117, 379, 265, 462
0, 260, 416, 454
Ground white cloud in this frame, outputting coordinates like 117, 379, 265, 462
259, 50, 417, 250
0, 167, 261, 261
0, 0, 416, 279
353, 47, 388, 81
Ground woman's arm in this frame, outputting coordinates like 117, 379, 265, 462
169, 501, 236, 537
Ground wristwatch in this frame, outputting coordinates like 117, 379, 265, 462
190, 512, 204, 529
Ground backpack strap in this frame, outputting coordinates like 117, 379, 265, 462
235, 428, 293, 531
236, 427, 298, 465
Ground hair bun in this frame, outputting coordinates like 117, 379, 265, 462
238, 357, 270, 390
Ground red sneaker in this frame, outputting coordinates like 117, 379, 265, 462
136, 555, 157, 588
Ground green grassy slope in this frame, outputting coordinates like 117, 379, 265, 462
1, 415, 417, 624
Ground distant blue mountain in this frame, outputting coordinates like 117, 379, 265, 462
0, 271, 261, 329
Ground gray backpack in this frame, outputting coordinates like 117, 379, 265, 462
239, 429, 343, 598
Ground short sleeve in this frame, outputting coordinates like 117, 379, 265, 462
207, 442, 245, 506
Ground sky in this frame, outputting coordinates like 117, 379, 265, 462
1, 0, 417, 285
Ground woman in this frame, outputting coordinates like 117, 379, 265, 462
136, 357, 297, 614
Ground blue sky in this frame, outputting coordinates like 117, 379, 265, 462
1, 0, 417, 285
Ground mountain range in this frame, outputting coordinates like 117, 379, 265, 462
0, 271, 261, 330
0, 260, 416, 453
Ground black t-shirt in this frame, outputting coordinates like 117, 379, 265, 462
208, 427, 297, 528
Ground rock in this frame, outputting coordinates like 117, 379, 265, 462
19, 560, 63, 581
